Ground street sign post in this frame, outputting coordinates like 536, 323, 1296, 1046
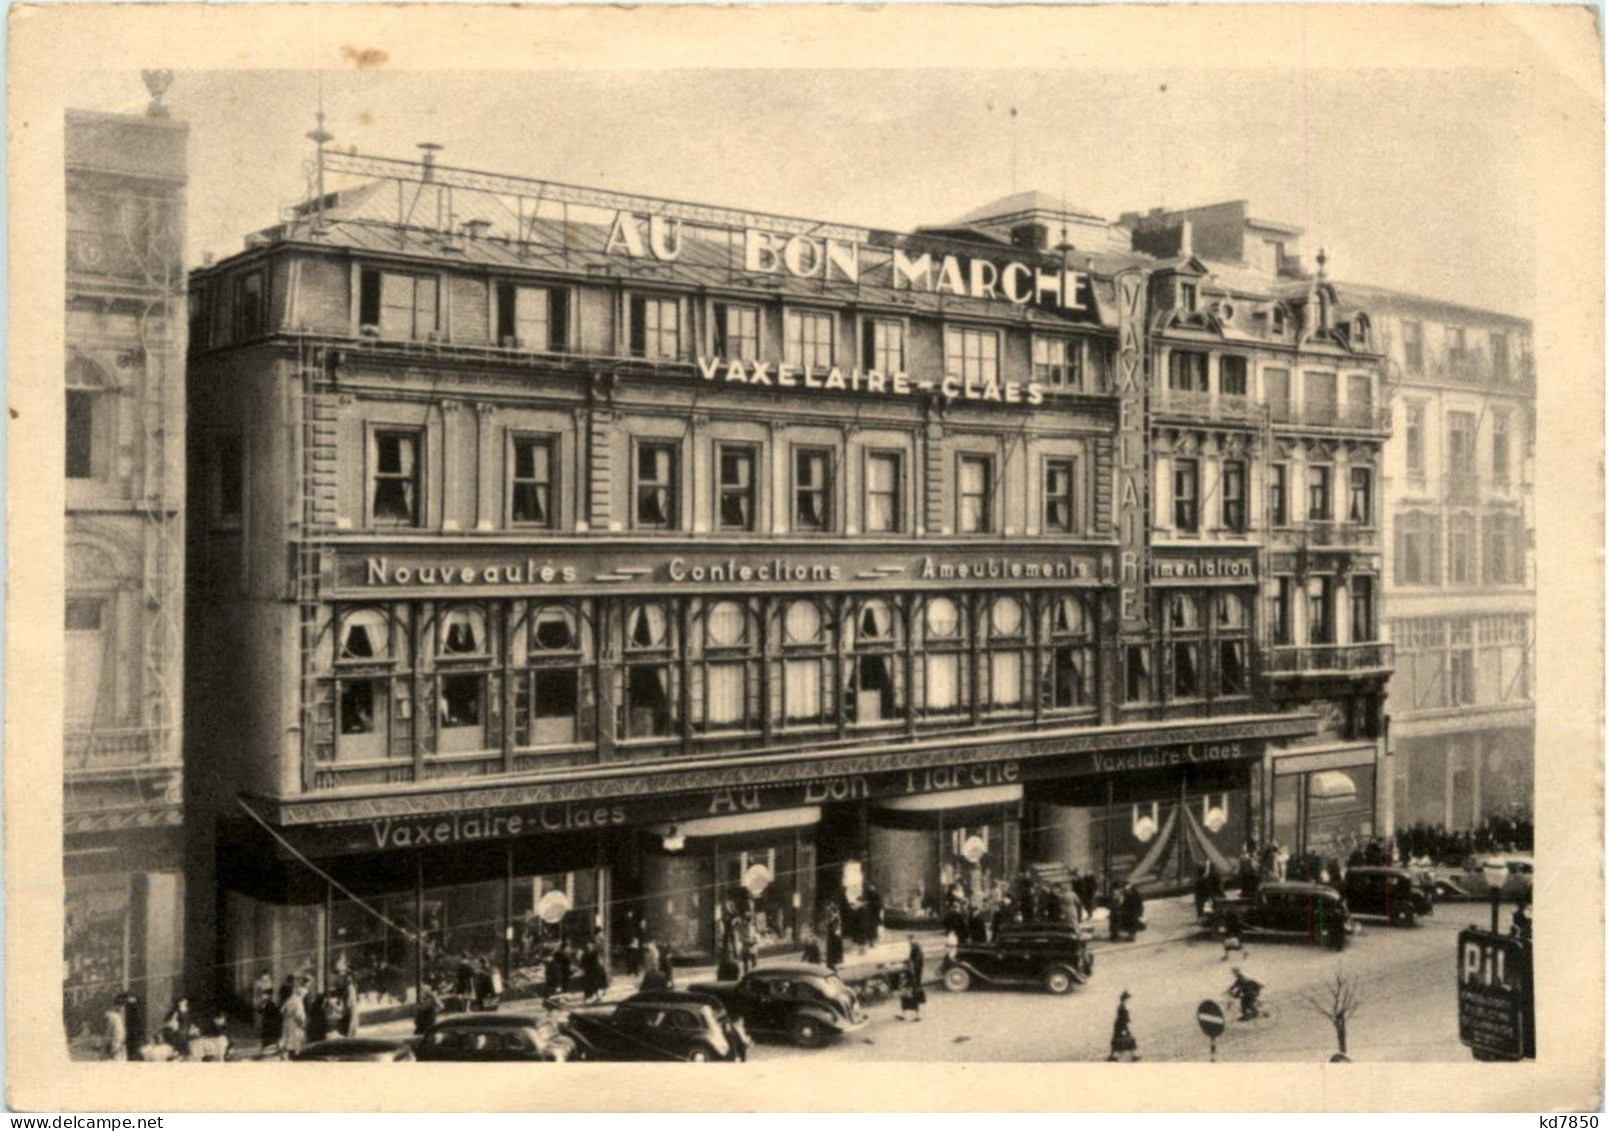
1457, 926, 1535, 1060
1197, 998, 1226, 1061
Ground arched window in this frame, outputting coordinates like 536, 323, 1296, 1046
66, 355, 110, 480
340, 609, 390, 661
783, 600, 825, 645
530, 606, 578, 652
925, 597, 961, 640
857, 599, 894, 642
989, 596, 1026, 639
1050, 595, 1089, 637
1169, 594, 1201, 631
1217, 593, 1247, 629
627, 603, 670, 650
439, 607, 487, 656
705, 601, 747, 648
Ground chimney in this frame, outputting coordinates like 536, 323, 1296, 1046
417, 141, 443, 182
200, 251, 215, 268
1179, 219, 1194, 257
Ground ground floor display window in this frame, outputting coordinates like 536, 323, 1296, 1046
869, 787, 1022, 925
1271, 757, 1378, 865
64, 874, 135, 1041
1393, 728, 1534, 832
1028, 763, 1251, 894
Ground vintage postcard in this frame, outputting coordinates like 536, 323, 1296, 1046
6, 2, 1602, 1113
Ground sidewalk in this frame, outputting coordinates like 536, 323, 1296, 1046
223, 894, 1206, 1058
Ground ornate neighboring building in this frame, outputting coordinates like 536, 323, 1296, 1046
63, 91, 188, 1044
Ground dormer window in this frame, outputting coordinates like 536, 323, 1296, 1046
496, 283, 568, 351
1271, 304, 1286, 336
359, 268, 440, 341
1352, 313, 1371, 348
1179, 281, 1198, 313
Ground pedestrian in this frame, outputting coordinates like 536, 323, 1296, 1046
160, 997, 193, 1059
122, 993, 146, 1061
658, 942, 676, 988
907, 934, 925, 985
1123, 882, 1147, 939
968, 904, 989, 945
1107, 990, 1139, 1062
103, 993, 128, 1061
1193, 863, 1212, 920
722, 1013, 753, 1062
580, 942, 609, 1003
280, 980, 308, 1060
640, 937, 661, 983
547, 943, 573, 996
738, 915, 760, 974
1511, 900, 1533, 943
413, 988, 439, 1037
824, 904, 845, 970
1238, 851, 1261, 901
253, 970, 281, 1052
801, 935, 823, 966
863, 883, 884, 946
896, 958, 926, 1021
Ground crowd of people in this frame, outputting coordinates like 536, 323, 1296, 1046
99, 991, 231, 1062
1394, 813, 1533, 865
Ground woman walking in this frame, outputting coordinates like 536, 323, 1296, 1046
1107, 990, 1139, 1062
279, 979, 309, 1060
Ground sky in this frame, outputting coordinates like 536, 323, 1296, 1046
70, 66, 1536, 315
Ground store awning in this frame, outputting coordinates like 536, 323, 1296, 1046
874, 784, 1024, 813
1309, 771, 1359, 801
649, 806, 822, 840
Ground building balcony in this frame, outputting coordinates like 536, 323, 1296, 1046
1298, 522, 1380, 549
1268, 402, 1391, 434
1151, 388, 1264, 426
64, 725, 179, 773
1262, 642, 1394, 678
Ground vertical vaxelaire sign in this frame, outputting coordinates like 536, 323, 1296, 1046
1115, 270, 1149, 634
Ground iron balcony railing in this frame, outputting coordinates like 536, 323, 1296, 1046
64, 725, 178, 772
1262, 642, 1395, 676
1151, 388, 1264, 425
1299, 521, 1380, 549
1269, 402, 1392, 433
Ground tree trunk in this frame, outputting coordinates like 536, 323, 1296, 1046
1336, 1016, 1348, 1055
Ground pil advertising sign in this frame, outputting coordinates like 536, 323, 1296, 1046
1456, 927, 1535, 1060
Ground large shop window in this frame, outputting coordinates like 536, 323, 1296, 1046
865, 451, 903, 535
793, 447, 834, 532
957, 455, 994, 534
944, 327, 1000, 383
848, 599, 903, 725
696, 600, 758, 733
634, 441, 680, 530
371, 430, 422, 527
629, 295, 681, 361
920, 597, 967, 717
985, 597, 1030, 713
623, 603, 678, 739
360, 270, 439, 341
509, 436, 556, 528
1044, 457, 1080, 534
1044, 595, 1094, 710
716, 444, 757, 532
780, 599, 834, 727
784, 310, 835, 370
517, 603, 596, 748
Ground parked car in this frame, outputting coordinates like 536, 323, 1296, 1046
561, 991, 738, 1062
1341, 866, 1435, 925
414, 1012, 576, 1062
941, 922, 1095, 995
1428, 854, 1534, 902
1208, 881, 1350, 950
687, 963, 867, 1048
292, 1037, 416, 1062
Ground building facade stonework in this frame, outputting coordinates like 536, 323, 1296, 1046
184, 157, 1392, 1022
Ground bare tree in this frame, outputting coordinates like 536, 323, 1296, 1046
1300, 962, 1365, 1057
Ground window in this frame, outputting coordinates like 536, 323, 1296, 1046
865, 451, 902, 535
848, 599, 903, 725
784, 310, 835, 371
360, 269, 438, 341
1350, 314, 1370, 348
921, 597, 966, 716
944, 327, 999, 383
509, 436, 556, 527
1271, 304, 1287, 336
1447, 326, 1468, 361
1447, 412, 1476, 480
863, 319, 905, 374
1402, 319, 1423, 372
1405, 403, 1426, 476
1346, 373, 1373, 424
623, 603, 676, 738
793, 447, 833, 532
1172, 459, 1199, 532
985, 597, 1029, 712
780, 599, 833, 726
497, 284, 568, 351
1179, 281, 1198, 312
1168, 351, 1208, 392
634, 441, 679, 530
629, 295, 681, 360
1269, 464, 1288, 526
1448, 513, 1476, 584
1271, 578, 1294, 645
1490, 331, 1509, 381
1308, 578, 1334, 645
1307, 464, 1332, 522
1219, 356, 1248, 397
1347, 466, 1373, 525
1221, 460, 1246, 532
439, 673, 483, 728
371, 431, 421, 526
699, 600, 755, 733
213, 433, 245, 527
1492, 412, 1511, 484
1483, 513, 1523, 584
714, 303, 759, 362
1033, 337, 1081, 388
1044, 596, 1093, 710
65, 356, 107, 481
1124, 644, 1151, 703
1216, 593, 1249, 696
1350, 577, 1375, 642
331, 609, 398, 759
339, 609, 390, 662
1303, 371, 1337, 422
957, 455, 993, 534
233, 271, 266, 341
1395, 512, 1441, 585
1044, 458, 1080, 534
1167, 594, 1202, 700
1264, 368, 1291, 421
440, 608, 487, 656
64, 597, 108, 726
716, 444, 756, 532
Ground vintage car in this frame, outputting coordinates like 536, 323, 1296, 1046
1340, 866, 1435, 925
1427, 854, 1534, 902
687, 963, 867, 1048
1208, 882, 1351, 950
940, 922, 1095, 995
414, 1012, 576, 1062
561, 991, 739, 1062
292, 1037, 416, 1062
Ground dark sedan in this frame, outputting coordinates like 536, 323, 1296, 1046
292, 1037, 416, 1062
1208, 881, 1351, 950
414, 1012, 577, 1062
562, 991, 738, 1062
1341, 866, 1435, 925
688, 963, 867, 1047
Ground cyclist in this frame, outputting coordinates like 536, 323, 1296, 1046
1227, 967, 1264, 1021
